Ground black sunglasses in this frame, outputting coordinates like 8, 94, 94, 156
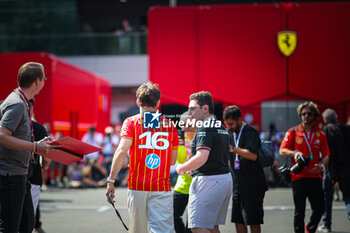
301, 112, 313, 116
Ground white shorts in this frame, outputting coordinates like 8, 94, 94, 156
188, 173, 233, 229
30, 184, 41, 215
127, 189, 174, 233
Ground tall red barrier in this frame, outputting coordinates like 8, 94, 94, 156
0, 52, 111, 138
288, 2, 350, 105
198, 4, 287, 106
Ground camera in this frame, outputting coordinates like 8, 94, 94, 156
290, 154, 310, 175
278, 164, 291, 182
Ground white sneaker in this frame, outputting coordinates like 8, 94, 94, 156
317, 225, 331, 232
40, 184, 48, 192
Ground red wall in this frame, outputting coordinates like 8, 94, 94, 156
198, 4, 287, 106
148, 6, 199, 106
0, 52, 111, 138
288, 2, 350, 105
149, 2, 350, 124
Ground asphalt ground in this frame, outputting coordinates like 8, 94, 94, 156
38, 187, 350, 233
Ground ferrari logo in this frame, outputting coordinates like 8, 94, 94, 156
277, 31, 297, 57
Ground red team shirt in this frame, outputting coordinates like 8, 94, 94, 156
280, 123, 330, 181
121, 114, 179, 191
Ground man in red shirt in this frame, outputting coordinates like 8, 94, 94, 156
280, 101, 329, 233
106, 82, 178, 233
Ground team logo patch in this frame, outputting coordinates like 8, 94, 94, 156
277, 30, 297, 57
143, 111, 161, 129
296, 137, 303, 144
315, 139, 320, 145
316, 132, 320, 137
198, 132, 206, 137
145, 153, 160, 169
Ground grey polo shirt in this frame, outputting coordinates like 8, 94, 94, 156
0, 91, 32, 176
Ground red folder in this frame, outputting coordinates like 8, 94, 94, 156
39, 136, 102, 165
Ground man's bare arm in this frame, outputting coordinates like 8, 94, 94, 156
171, 149, 178, 165
108, 138, 132, 180
0, 125, 58, 154
176, 149, 209, 175
106, 138, 132, 203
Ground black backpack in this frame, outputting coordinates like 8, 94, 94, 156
258, 140, 274, 167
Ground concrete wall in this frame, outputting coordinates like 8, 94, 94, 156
61, 55, 148, 124
61, 55, 148, 87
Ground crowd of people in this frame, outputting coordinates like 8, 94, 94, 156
0, 63, 349, 233
39, 124, 128, 190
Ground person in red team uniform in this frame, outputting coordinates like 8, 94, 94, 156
280, 101, 329, 233
106, 81, 178, 233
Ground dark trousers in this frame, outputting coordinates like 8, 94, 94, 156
35, 204, 42, 229
0, 175, 27, 233
173, 191, 191, 233
292, 178, 324, 233
19, 181, 34, 233
345, 197, 350, 218
321, 173, 333, 229
339, 178, 350, 217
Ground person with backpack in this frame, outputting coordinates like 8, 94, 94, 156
223, 105, 267, 233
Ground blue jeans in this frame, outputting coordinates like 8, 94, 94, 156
0, 175, 27, 233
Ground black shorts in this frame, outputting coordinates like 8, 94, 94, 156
231, 191, 265, 225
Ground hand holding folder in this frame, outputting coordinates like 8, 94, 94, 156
38, 136, 102, 165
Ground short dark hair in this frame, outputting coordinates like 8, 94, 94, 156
17, 62, 44, 88
189, 91, 214, 114
136, 81, 161, 107
223, 105, 241, 120
297, 101, 319, 119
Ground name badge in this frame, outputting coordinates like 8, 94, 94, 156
234, 159, 240, 170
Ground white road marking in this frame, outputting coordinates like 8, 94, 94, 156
40, 205, 346, 212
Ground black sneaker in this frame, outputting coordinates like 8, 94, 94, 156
34, 227, 46, 233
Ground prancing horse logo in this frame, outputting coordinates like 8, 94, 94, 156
277, 31, 297, 57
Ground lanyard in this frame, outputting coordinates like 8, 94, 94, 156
14, 88, 34, 158
302, 131, 314, 160
14, 89, 34, 142
233, 122, 245, 160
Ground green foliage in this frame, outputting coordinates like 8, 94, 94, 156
0, 0, 78, 53
0, 0, 147, 55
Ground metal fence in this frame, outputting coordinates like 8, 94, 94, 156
0, 32, 147, 55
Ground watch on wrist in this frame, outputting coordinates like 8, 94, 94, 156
106, 178, 115, 183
